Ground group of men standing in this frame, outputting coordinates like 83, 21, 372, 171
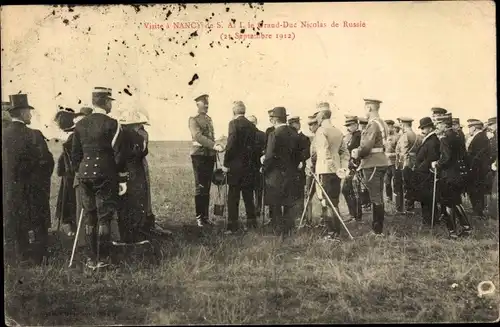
188, 95, 498, 241
2, 88, 164, 269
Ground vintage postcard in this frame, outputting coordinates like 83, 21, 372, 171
2, 2, 498, 325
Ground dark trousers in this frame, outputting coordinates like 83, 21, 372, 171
402, 167, 415, 210
269, 203, 297, 235
362, 167, 387, 233
393, 168, 404, 211
318, 174, 342, 235
79, 177, 119, 260
342, 173, 362, 219
191, 155, 216, 220
228, 184, 256, 230
384, 165, 396, 199
468, 190, 486, 216
254, 173, 264, 216
304, 174, 315, 222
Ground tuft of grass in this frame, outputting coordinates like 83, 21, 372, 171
4, 141, 499, 325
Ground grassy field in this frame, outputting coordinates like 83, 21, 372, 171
4, 140, 500, 325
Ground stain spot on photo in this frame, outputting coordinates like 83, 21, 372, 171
188, 73, 199, 86
189, 51, 195, 57
63, 19, 69, 25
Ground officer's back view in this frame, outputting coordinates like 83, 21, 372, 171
71, 87, 129, 269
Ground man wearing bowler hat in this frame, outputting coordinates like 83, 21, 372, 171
262, 106, 301, 236
188, 94, 225, 227
341, 115, 363, 222
395, 116, 421, 213
413, 117, 441, 225
351, 98, 389, 236
288, 115, 311, 223
3, 94, 49, 265
71, 87, 129, 269
465, 118, 491, 219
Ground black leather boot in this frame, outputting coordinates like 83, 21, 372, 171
372, 203, 384, 234
443, 207, 458, 239
455, 205, 473, 236
355, 198, 363, 221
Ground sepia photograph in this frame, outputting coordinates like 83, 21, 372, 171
2, 1, 499, 325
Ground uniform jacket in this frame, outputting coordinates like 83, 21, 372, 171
314, 119, 349, 175
489, 131, 498, 165
3, 121, 42, 241
223, 115, 258, 186
297, 130, 311, 180
263, 124, 301, 206
396, 129, 421, 169
384, 132, 400, 165
188, 113, 216, 156
435, 128, 468, 186
71, 108, 128, 181
357, 117, 390, 169
457, 129, 466, 145
466, 130, 491, 190
414, 131, 440, 172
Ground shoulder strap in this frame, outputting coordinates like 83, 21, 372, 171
372, 119, 387, 142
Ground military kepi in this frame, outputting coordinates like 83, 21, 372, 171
467, 119, 483, 128
195, 94, 209, 104
288, 116, 300, 124
363, 98, 382, 104
398, 117, 413, 123
344, 115, 358, 126
384, 119, 395, 125
431, 107, 447, 115
487, 117, 497, 126
435, 113, 452, 123
8, 94, 34, 111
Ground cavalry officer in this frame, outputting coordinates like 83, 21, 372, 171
188, 94, 224, 227
341, 115, 362, 221
465, 119, 491, 219
352, 98, 390, 236
431, 113, 472, 239
383, 119, 400, 204
71, 87, 129, 269
304, 112, 319, 225
395, 117, 421, 213
431, 107, 448, 125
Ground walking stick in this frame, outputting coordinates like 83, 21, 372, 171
298, 178, 316, 229
431, 167, 438, 231
260, 171, 266, 226
306, 168, 354, 240
68, 208, 84, 268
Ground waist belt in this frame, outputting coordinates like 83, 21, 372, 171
385, 152, 397, 156
370, 148, 384, 153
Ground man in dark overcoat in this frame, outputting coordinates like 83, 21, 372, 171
432, 113, 472, 239
222, 101, 258, 233
465, 119, 491, 219
3, 94, 45, 265
247, 115, 267, 218
413, 117, 441, 225
262, 107, 301, 236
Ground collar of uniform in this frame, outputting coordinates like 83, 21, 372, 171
471, 129, 482, 137
11, 117, 25, 124
422, 130, 436, 143
298, 130, 303, 135
275, 123, 287, 129
234, 114, 245, 119
92, 107, 108, 115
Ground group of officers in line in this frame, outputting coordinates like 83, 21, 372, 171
2, 89, 498, 270
189, 95, 498, 242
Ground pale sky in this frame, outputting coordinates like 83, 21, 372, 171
1, 2, 496, 140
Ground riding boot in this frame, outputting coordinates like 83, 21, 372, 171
395, 194, 404, 213
346, 195, 356, 218
455, 205, 473, 236
372, 203, 384, 234
355, 197, 363, 221
443, 207, 458, 239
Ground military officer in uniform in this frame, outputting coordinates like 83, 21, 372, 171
383, 119, 400, 203
465, 119, 491, 219
304, 112, 319, 225
395, 117, 421, 213
341, 115, 362, 221
71, 87, 129, 269
188, 94, 224, 227
352, 99, 390, 236
431, 113, 472, 239
486, 117, 497, 218
288, 116, 311, 222
431, 107, 448, 125
452, 118, 466, 144
355, 117, 371, 209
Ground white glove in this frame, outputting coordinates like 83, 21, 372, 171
221, 166, 229, 173
320, 199, 327, 207
260, 155, 265, 164
351, 148, 359, 159
118, 182, 127, 196
298, 162, 303, 169
213, 144, 224, 152
492, 162, 497, 172
337, 168, 348, 179
431, 161, 437, 169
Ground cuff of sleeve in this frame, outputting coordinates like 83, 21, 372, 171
118, 172, 129, 183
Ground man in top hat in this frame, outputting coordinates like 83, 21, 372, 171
288, 115, 311, 223
303, 112, 319, 225
431, 107, 448, 124
3, 94, 53, 265
465, 119, 491, 219
351, 98, 389, 236
395, 116, 421, 213
188, 94, 225, 228
431, 113, 472, 239
341, 115, 363, 222
452, 118, 466, 144
413, 117, 441, 225
247, 115, 267, 219
222, 101, 258, 233
71, 87, 129, 269
262, 106, 301, 236
383, 119, 401, 204
313, 108, 350, 241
